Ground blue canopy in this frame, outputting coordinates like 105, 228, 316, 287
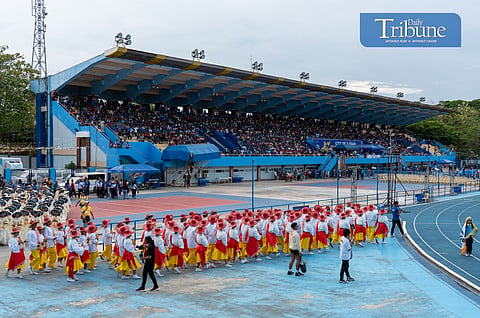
161, 144, 221, 162
108, 163, 160, 173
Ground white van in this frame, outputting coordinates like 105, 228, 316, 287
64, 172, 108, 192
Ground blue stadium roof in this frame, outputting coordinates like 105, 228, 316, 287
31, 47, 453, 126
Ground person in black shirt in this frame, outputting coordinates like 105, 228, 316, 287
136, 236, 159, 292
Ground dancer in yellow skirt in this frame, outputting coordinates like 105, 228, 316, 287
55, 222, 68, 267
374, 209, 389, 244
183, 219, 199, 266
212, 220, 230, 267
43, 218, 57, 270
168, 225, 184, 274
116, 228, 141, 279
27, 220, 41, 275
265, 216, 280, 259
205, 215, 217, 264
66, 230, 84, 282
100, 219, 113, 262
86, 224, 98, 270
195, 225, 208, 271
365, 205, 378, 244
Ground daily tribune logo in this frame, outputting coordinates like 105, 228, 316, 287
360, 13, 461, 47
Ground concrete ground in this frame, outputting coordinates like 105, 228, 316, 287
0, 179, 478, 317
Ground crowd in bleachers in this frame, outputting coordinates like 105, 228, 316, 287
58, 96, 440, 156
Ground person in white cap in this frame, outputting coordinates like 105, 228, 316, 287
461, 216, 478, 257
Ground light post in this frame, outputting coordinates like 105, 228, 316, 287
299, 72, 310, 82
396, 92, 404, 99
114, 33, 132, 47
338, 80, 347, 89
419, 96, 426, 103
251, 157, 255, 212
370, 86, 378, 95
251, 61, 263, 73
191, 49, 206, 61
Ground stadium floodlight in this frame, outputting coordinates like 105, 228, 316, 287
252, 61, 263, 72
338, 80, 347, 89
396, 92, 404, 99
370, 86, 378, 94
192, 49, 206, 61
299, 72, 310, 82
419, 96, 426, 103
115, 33, 132, 47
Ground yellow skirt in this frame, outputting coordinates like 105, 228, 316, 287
238, 241, 247, 258
116, 257, 141, 272
169, 254, 181, 268
316, 241, 328, 249
355, 232, 364, 241
30, 249, 41, 270
266, 244, 279, 253
39, 251, 48, 266
300, 237, 313, 250
65, 259, 83, 274
101, 245, 112, 261
276, 236, 285, 250
88, 251, 98, 269
206, 244, 215, 261
258, 237, 268, 254
227, 247, 238, 260
57, 247, 68, 259
212, 248, 228, 261
366, 226, 376, 242
185, 248, 197, 266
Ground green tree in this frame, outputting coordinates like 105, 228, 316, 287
408, 100, 480, 159
0, 45, 38, 145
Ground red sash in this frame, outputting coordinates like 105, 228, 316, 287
56, 242, 66, 254
215, 240, 227, 254
154, 248, 166, 267
196, 245, 206, 266
266, 232, 277, 247
246, 236, 258, 257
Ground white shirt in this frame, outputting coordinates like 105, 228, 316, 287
316, 221, 328, 233
154, 235, 167, 254
185, 226, 197, 249
338, 219, 350, 230
27, 229, 39, 250
339, 236, 352, 260
326, 216, 336, 229
123, 237, 135, 253
267, 222, 280, 236
216, 230, 227, 246
44, 226, 56, 248
67, 238, 84, 255
355, 215, 366, 227
88, 233, 97, 253
228, 227, 240, 242
55, 229, 66, 244
247, 226, 261, 240
116, 234, 125, 256
377, 214, 388, 224
102, 227, 112, 245
289, 230, 301, 250
9, 237, 21, 254
171, 233, 184, 249
196, 233, 208, 247
365, 210, 378, 227
205, 223, 217, 245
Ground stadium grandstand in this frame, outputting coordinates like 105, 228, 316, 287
28, 47, 456, 186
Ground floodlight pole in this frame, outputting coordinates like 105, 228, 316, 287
251, 156, 255, 212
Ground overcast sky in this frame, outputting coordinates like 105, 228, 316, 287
2, 0, 479, 104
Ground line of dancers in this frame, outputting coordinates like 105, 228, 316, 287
5, 202, 391, 280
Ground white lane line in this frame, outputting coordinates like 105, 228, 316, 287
435, 202, 480, 262
413, 201, 480, 283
